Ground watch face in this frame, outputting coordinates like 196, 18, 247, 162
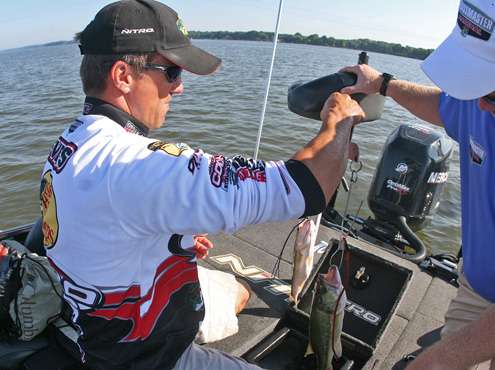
380, 73, 394, 96
383, 73, 393, 80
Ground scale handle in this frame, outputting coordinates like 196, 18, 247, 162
358, 51, 369, 65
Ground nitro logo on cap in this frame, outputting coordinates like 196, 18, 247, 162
177, 19, 188, 36
458, 0, 494, 40
121, 28, 155, 35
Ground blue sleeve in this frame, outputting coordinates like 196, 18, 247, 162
439, 92, 462, 142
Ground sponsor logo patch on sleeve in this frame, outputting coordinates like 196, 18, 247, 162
48, 136, 78, 174
209, 155, 231, 190
40, 170, 59, 249
231, 156, 266, 183
188, 149, 204, 174
148, 141, 191, 157
207, 155, 267, 191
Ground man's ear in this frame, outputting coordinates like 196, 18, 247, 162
109, 60, 134, 94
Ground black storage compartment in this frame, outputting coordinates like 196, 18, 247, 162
243, 239, 412, 369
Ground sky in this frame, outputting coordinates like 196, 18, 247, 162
0, 0, 459, 51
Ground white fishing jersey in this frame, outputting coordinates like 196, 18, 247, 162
40, 97, 324, 369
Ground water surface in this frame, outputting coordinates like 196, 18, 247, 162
0, 40, 461, 255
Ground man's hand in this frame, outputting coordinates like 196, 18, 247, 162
339, 64, 383, 95
405, 306, 495, 370
193, 235, 214, 259
320, 92, 365, 128
338, 65, 444, 126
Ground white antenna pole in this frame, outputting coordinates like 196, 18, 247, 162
253, 0, 285, 160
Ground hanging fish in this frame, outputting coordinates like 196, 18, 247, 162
308, 265, 347, 370
290, 218, 317, 303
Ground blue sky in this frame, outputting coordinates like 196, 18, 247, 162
1, 0, 459, 51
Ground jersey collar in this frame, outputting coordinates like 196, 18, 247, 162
83, 96, 150, 137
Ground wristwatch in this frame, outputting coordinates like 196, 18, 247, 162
380, 73, 396, 96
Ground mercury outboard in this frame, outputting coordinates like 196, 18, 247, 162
321, 124, 453, 264
321, 123, 453, 264
361, 124, 453, 263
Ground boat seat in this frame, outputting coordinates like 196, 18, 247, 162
0, 334, 49, 369
24, 217, 46, 256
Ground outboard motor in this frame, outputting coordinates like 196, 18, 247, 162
364, 123, 453, 262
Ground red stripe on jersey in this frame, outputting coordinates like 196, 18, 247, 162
94, 255, 187, 306
88, 256, 199, 342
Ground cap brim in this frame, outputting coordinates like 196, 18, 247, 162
159, 44, 221, 75
421, 31, 495, 100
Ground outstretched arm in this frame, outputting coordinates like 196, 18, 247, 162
340, 64, 444, 127
292, 92, 364, 203
406, 307, 495, 370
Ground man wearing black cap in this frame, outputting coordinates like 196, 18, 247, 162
39, 0, 364, 369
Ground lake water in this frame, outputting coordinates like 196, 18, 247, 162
0, 40, 461, 255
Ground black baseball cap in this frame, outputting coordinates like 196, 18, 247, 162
79, 0, 221, 75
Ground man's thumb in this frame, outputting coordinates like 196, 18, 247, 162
340, 86, 354, 95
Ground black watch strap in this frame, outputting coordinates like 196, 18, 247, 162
380, 73, 395, 96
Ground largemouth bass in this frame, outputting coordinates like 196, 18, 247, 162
308, 265, 347, 370
290, 218, 316, 303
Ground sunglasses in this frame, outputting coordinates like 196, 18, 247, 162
144, 63, 182, 83
482, 94, 495, 104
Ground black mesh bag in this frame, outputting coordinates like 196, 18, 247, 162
0, 242, 23, 339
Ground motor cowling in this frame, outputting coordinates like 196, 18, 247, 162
368, 124, 453, 231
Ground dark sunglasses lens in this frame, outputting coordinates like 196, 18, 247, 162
166, 67, 182, 82
484, 95, 495, 103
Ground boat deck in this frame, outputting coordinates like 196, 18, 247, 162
200, 219, 458, 370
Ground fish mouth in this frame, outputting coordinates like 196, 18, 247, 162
320, 265, 341, 288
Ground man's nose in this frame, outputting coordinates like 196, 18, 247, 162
171, 80, 184, 95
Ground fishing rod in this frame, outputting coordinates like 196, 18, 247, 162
253, 0, 284, 161
252, 3, 369, 249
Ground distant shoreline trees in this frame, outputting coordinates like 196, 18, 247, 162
6, 31, 432, 60
189, 30, 432, 60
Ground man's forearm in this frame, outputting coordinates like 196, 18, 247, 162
407, 307, 495, 370
292, 118, 352, 202
387, 80, 444, 127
